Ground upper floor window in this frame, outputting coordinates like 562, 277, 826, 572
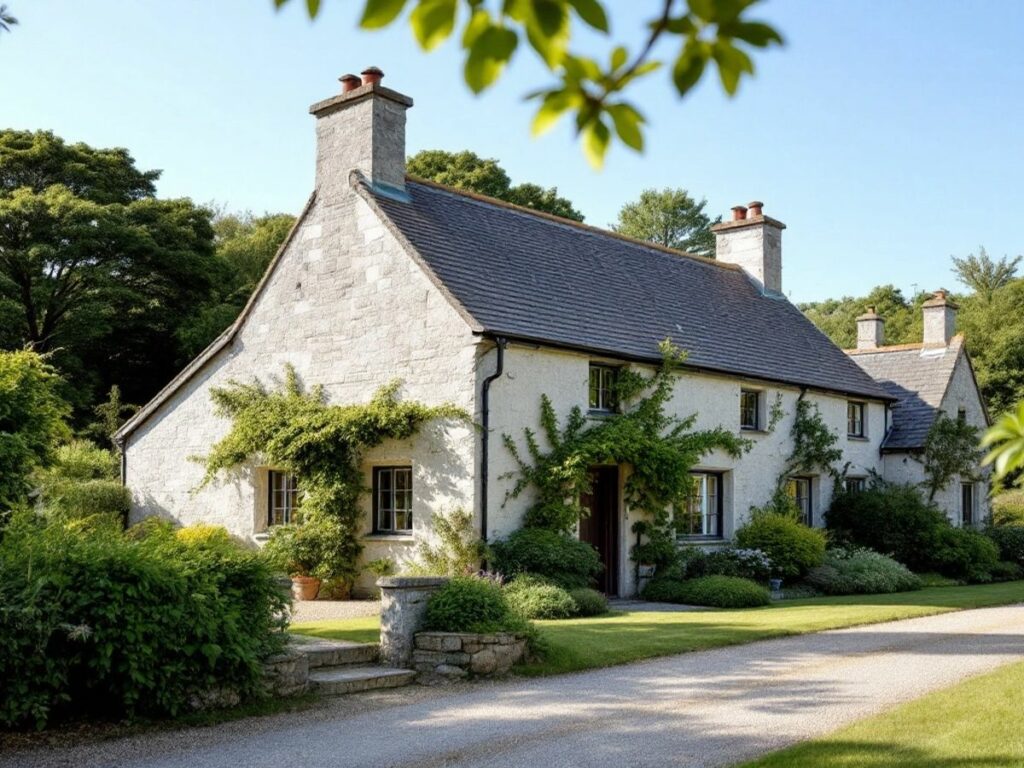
374, 466, 413, 533
961, 481, 975, 528
844, 476, 866, 493
268, 470, 299, 526
957, 408, 967, 423
679, 472, 723, 538
589, 364, 618, 413
740, 389, 761, 430
786, 476, 813, 526
847, 401, 865, 438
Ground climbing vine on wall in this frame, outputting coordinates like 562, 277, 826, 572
198, 365, 466, 584
777, 397, 844, 488
921, 412, 982, 501
501, 341, 750, 569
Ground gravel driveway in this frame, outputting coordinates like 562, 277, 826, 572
7, 604, 1024, 768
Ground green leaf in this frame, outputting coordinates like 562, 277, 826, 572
672, 43, 707, 96
531, 90, 575, 136
663, 15, 697, 35
720, 20, 784, 47
581, 118, 611, 169
531, 0, 565, 37
360, 0, 409, 28
568, 0, 609, 32
464, 26, 519, 93
606, 103, 644, 152
610, 45, 627, 72
712, 40, 754, 95
410, 0, 457, 50
462, 8, 490, 47
306, 0, 322, 17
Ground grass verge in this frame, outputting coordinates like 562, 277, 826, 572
740, 660, 1024, 767
290, 581, 1024, 676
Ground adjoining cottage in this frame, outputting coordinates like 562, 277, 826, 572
847, 293, 991, 524
114, 69, 990, 597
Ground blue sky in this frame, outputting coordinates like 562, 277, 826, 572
4, 1, 1023, 303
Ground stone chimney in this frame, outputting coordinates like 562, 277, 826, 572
856, 307, 885, 350
308, 67, 413, 201
711, 201, 786, 295
922, 289, 958, 347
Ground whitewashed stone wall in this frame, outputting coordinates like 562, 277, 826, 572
124, 188, 482, 596
484, 343, 888, 596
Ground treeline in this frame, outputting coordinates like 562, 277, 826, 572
800, 250, 1024, 415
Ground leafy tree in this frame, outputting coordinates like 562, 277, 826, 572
957, 278, 1024, 415
0, 130, 219, 415
921, 412, 982, 501
612, 187, 720, 257
84, 385, 139, 449
407, 149, 583, 220
275, 0, 783, 167
0, 350, 71, 511
951, 246, 1022, 302
800, 285, 925, 351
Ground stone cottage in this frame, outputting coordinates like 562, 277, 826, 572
847, 293, 991, 524
114, 69, 988, 597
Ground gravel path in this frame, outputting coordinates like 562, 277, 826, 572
289, 599, 380, 623
7, 604, 1024, 768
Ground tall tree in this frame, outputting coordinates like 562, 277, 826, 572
0, 129, 218, 415
612, 187, 720, 258
407, 149, 584, 221
951, 247, 1022, 302
276, 1, 783, 167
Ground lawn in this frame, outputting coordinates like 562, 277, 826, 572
740, 659, 1024, 767
291, 581, 1024, 677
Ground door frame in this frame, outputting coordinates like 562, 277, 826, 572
579, 464, 621, 596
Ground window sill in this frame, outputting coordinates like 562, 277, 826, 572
740, 427, 769, 435
364, 533, 415, 543
846, 435, 870, 442
587, 409, 618, 419
677, 535, 727, 544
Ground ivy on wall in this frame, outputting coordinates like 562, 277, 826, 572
501, 341, 749, 569
198, 365, 465, 585
777, 397, 844, 488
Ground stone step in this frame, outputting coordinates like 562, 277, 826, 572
309, 665, 416, 696
289, 636, 379, 668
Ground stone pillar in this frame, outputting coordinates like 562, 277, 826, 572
377, 576, 448, 668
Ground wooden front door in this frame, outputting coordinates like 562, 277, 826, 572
579, 466, 620, 596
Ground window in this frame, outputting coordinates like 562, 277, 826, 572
679, 472, 723, 538
374, 466, 413, 533
589, 364, 618, 413
961, 482, 975, 527
786, 477, 813, 526
847, 401, 865, 437
740, 389, 761, 430
268, 470, 299, 527
844, 477, 866, 493
957, 408, 967, 423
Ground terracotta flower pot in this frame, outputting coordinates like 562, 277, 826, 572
291, 575, 321, 601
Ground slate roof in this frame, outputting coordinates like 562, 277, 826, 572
365, 178, 893, 401
847, 336, 964, 450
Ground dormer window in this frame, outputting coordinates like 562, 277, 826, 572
589, 364, 618, 413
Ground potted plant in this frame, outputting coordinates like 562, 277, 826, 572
263, 524, 322, 601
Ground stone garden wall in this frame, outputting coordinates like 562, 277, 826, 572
413, 631, 527, 684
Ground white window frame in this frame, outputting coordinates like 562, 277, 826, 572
847, 401, 866, 438
740, 389, 761, 431
588, 364, 618, 413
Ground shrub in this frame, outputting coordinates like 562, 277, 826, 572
0, 513, 289, 729
504, 576, 576, 620
826, 484, 948, 571
568, 588, 608, 616
32, 440, 129, 523
704, 547, 772, 583
407, 508, 487, 577
260, 516, 349, 581
986, 525, 1024, 567
640, 577, 689, 603
676, 576, 771, 608
933, 527, 1001, 583
806, 547, 922, 595
991, 560, 1024, 581
490, 528, 602, 589
992, 492, 1024, 527
424, 576, 528, 634
735, 511, 826, 578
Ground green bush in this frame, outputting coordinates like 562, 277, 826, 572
424, 576, 528, 634
568, 587, 608, 616
735, 511, 826, 578
826, 485, 948, 571
640, 577, 689, 603
806, 547, 922, 595
933, 527, 1001, 583
991, 560, 1024, 581
504, 576, 577, 620
0, 513, 289, 729
490, 528, 602, 589
992, 492, 1024, 527
986, 525, 1024, 567
704, 547, 773, 582
407, 508, 487, 577
32, 440, 129, 523
677, 576, 771, 608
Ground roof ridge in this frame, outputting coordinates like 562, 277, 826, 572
404, 175, 741, 272
844, 333, 965, 356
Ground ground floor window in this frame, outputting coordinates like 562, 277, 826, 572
268, 470, 299, 526
680, 472, 723, 538
961, 481, 975, 527
786, 476, 813, 526
374, 466, 413, 533
844, 476, 866, 493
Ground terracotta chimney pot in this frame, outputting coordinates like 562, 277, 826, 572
731, 205, 748, 222
339, 74, 362, 93
361, 66, 384, 86
747, 201, 764, 217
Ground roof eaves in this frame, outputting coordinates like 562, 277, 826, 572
115, 191, 318, 443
